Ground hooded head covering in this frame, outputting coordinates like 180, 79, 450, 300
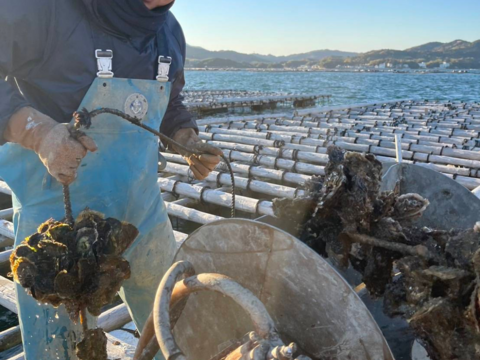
81, 0, 173, 39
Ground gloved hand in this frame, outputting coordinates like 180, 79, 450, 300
172, 128, 222, 180
5, 107, 97, 185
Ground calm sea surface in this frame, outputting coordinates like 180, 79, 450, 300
185, 70, 480, 106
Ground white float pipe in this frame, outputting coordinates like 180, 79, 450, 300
162, 162, 303, 199
157, 178, 274, 216
160, 152, 310, 185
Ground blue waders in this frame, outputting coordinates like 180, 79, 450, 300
0, 77, 177, 359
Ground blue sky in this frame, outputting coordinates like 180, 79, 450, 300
172, 0, 480, 56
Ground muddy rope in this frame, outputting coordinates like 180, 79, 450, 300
72, 108, 236, 218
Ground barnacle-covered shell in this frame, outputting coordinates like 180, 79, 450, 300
393, 193, 430, 221
34, 273, 56, 295
86, 256, 130, 316
103, 218, 138, 256
11, 258, 36, 288
14, 244, 37, 259
25, 233, 45, 248
76, 328, 107, 360
47, 223, 73, 239
76, 228, 97, 258
37, 240, 68, 257
37, 219, 56, 234
47, 224, 75, 249
54, 270, 81, 299
74, 210, 105, 231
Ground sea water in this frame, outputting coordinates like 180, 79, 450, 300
185, 70, 480, 105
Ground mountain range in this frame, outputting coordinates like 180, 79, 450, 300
186, 40, 480, 69
186, 44, 357, 63
345, 40, 480, 68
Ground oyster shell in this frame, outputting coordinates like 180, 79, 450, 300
76, 328, 108, 360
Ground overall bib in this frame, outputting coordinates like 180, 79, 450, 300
0, 77, 176, 359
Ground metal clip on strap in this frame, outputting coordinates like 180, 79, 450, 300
157, 56, 172, 82
95, 49, 114, 78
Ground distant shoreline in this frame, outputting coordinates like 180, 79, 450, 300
185, 68, 476, 74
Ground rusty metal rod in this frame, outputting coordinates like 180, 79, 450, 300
343, 232, 434, 260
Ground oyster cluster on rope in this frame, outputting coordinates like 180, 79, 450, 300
273, 146, 480, 360
9, 209, 138, 321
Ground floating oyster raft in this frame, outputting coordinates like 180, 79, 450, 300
9, 209, 138, 360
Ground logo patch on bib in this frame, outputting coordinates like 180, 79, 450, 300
124, 93, 148, 120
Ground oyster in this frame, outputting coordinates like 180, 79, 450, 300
392, 193, 430, 221
10, 209, 138, 321
76, 328, 108, 360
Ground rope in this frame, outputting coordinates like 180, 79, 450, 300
62, 185, 74, 225
74, 107, 236, 217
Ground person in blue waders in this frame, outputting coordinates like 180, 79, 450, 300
0, 0, 222, 358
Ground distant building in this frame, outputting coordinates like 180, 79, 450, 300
386, 63, 393, 68
376, 63, 386, 69
439, 61, 450, 69
418, 62, 427, 69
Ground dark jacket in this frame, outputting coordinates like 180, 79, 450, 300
0, 0, 196, 145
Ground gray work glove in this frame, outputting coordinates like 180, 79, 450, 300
172, 128, 222, 180
5, 107, 97, 185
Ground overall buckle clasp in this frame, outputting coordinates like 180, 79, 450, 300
156, 56, 172, 82
95, 49, 114, 78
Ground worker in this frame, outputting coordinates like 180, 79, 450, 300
0, 0, 221, 358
